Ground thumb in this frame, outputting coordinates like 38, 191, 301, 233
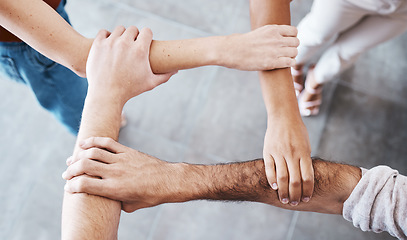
153, 71, 178, 86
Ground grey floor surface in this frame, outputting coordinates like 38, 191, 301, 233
1, 0, 406, 239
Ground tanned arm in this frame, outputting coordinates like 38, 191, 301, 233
0, 0, 298, 76
61, 26, 174, 239
63, 138, 361, 215
249, 0, 314, 206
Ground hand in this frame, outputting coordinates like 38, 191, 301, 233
62, 137, 179, 213
263, 116, 314, 206
86, 26, 177, 105
220, 25, 299, 71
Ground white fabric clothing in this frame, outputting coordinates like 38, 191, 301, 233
296, 0, 407, 84
343, 166, 407, 239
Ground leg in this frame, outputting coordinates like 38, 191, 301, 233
314, 14, 407, 84
295, 0, 367, 65
299, 13, 407, 116
293, 0, 367, 95
0, 42, 86, 135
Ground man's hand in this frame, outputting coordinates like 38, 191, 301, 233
86, 26, 176, 105
219, 25, 299, 71
263, 115, 314, 206
62, 137, 178, 213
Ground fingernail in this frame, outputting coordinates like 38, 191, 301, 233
271, 183, 278, 190
302, 197, 310, 203
281, 198, 289, 204
62, 171, 67, 179
290, 201, 299, 206
66, 156, 72, 165
79, 140, 85, 147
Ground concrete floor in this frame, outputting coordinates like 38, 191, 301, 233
1, 0, 406, 239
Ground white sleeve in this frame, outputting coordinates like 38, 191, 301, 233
342, 165, 407, 239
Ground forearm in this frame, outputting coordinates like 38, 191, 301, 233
61, 91, 123, 239
150, 37, 224, 74
0, 0, 91, 76
175, 158, 361, 214
250, 0, 299, 117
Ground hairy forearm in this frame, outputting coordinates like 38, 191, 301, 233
174, 158, 361, 214
61, 92, 123, 239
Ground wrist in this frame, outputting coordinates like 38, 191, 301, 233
208, 35, 228, 67
86, 86, 126, 109
70, 37, 93, 78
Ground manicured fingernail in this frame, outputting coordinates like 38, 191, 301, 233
62, 171, 67, 179
281, 198, 289, 204
271, 183, 278, 190
290, 201, 299, 206
302, 197, 310, 203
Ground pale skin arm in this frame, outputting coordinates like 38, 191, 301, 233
62, 26, 174, 239
62, 137, 362, 215
249, 0, 314, 206
0, 0, 298, 77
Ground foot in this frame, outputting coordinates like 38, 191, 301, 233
298, 67, 323, 117
291, 66, 304, 97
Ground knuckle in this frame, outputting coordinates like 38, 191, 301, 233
290, 180, 301, 188
77, 159, 87, 171
294, 38, 300, 47
89, 148, 100, 159
76, 178, 87, 191
102, 137, 112, 147
278, 174, 288, 182
302, 176, 314, 185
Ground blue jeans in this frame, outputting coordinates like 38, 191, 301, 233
0, 0, 87, 135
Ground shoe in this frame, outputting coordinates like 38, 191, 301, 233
298, 67, 323, 117
291, 67, 304, 97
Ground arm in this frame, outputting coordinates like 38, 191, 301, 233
62, 137, 361, 215
0, 0, 298, 76
249, 0, 314, 205
61, 26, 174, 239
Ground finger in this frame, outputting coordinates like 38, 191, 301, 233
62, 159, 107, 180
279, 47, 298, 58
152, 71, 178, 86
95, 29, 110, 41
66, 156, 74, 166
135, 27, 153, 54
108, 25, 126, 39
76, 147, 117, 164
278, 25, 298, 37
274, 57, 296, 69
286, 157, 302, 206
274, 156, 289, 204
281, 37, 300, 48
300, 156, 314, 203
122, 25, 139, 41
263, 154, 278, 190
65, 175, 111, 199
79, 137, 127, 154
